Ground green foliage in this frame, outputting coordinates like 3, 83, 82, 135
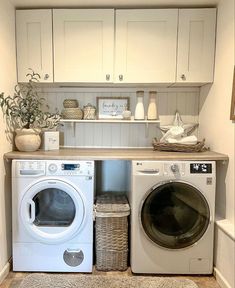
0, 70, 60, 129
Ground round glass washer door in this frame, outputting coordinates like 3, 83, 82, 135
141, 181, 210, 249
20, 179, 85, 244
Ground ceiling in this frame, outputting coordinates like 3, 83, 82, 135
10, 0, 219, 8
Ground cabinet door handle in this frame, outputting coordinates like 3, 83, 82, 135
119, 74, 123, 81
44, 74, 50, 80
106, 74, 110, 81
181, 74, 186, 81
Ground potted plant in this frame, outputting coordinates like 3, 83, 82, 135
0, 70, 60, 152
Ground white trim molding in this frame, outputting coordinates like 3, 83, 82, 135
214, 267, 232, 288
0, 261, 10, 284
215, 219, 235, 241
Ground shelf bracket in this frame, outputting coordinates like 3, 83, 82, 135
67, 122, 76, 137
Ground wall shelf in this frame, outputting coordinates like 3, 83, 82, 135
60, 119, 160, 137
60, 119, 160, 124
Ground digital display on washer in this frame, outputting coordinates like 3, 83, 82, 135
190, 163, 212, 174
61, 164, 80, 170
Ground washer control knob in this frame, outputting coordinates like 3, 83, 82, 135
48, 163, 57, 173
171, 164, 179, 173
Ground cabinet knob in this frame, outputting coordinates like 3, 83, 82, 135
106, 74, 110, 81
119, 74, 123, 81
181, 74, 186, 81
44, 74, 50, 80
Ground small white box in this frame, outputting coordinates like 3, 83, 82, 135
41, 131, 59, 150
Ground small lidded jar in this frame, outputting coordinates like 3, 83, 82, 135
83, 103, 96, 120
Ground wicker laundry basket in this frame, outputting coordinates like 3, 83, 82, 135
95, 193, 130, 271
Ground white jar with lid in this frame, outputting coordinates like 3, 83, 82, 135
83, 103, 96, 120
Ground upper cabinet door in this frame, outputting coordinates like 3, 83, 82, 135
177, 8, 216, 84
16, 10, 53, 83
53, 9, 114, 83
115, 9, 178, 84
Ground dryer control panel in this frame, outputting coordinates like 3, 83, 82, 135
14, 161, 46, 177
13, 160, 94, 177
47, 160, 94, 176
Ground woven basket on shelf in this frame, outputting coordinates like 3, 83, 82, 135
63, 99, 78, 108
61, 108, 83, 119
152, 138, 208, 152
95, 193, 130, 271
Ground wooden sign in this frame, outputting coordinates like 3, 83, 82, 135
97, 97, 130, 119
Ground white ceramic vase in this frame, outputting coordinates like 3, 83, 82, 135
147, 91, 158, 120
134, 91, 145, 120
15, 128, 41, 152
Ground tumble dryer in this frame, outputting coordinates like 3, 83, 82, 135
129, 160, 216, 274
12, 160, 94, 272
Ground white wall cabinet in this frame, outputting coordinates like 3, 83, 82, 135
115, 9, 178, 83
16, 10, 53, 83
53, 9, 114, 83
176, 8, 216, 84
15, 8, 216, 85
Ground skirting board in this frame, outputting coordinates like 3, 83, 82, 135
0, 262, 10, 284
214, 267, 232, 288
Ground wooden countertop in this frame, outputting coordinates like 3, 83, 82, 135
4, 148, 228, 161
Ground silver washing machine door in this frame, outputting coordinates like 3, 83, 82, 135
140, 181, 210, 249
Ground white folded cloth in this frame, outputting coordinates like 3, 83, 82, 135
167, 135, 198, 145
160, 126, 184, 143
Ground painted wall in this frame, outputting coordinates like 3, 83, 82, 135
199, 1, 235, 287
42, 86, 200, 148
0, 0, 17, 282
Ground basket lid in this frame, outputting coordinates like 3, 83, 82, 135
95, 193, 130, 215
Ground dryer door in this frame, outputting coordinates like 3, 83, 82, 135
20, 179, 85, 244
141, 181, 210, 249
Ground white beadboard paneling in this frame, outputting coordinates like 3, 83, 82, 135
185, 92, 198, 115
93, 123, 103, 147
120, 124, 130, 147
64, 122, 76, 146
167, 92, 177, 115
111, 123, 121, 147
176, 92, 187, 114
158, 92, 168, 115
128, 123, 139, 146
40, 86, 200, 148
83, 123, 95, 146
102, 123, 112, 146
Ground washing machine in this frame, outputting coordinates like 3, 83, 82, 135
129, 160, 216, 274
12, 159, 94, 272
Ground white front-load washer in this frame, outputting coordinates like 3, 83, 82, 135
12, 159, 94, 272
129, 160, 216, 274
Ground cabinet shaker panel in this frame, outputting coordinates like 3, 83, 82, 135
16, 10, 53, 83
115, 9, 178, 84
177, 8, 216, 84
53, 9, 114, 83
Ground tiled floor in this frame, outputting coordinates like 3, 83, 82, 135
0, 269, 221, 288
